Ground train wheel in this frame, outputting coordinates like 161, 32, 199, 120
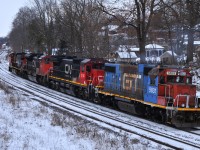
102, 95, 111, 106
43, 76, 49, 87
9, 67, 12, 72
93, 95, 102, 104
73, 87, 80, 98
49, 81, 55, 89
55, 82, 60, 91
36, 75, 41, 84
160, 110, 167, 124
82, 89, 88, 100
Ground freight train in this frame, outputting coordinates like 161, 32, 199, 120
8, 52, 200, 127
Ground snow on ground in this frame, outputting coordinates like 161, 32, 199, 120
0, 81, 169, 150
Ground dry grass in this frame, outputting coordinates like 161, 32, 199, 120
0, 130, 11, 149
8, 96, 17, 107
49, 109, 140, 150
0, 81, 11, 94
51, 113, 64, 127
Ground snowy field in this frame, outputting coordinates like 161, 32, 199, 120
0, 82, 169, 150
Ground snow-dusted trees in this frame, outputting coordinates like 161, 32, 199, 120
98, 0, 162, 61
9, 7, 35, 51
8, 0, 200, 63
9, 0, 108, 57
60, 0, 107, 57
32, 0, 59, 54
184, 0, 200, 63
9, 0, 59, 53
152, 0, 184, 64
160, 0, 200, 63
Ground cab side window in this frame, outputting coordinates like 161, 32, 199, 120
86, 66, 91, 72
159, 76, 165, 84
45, 58, 49, 64
150, 77, 156, 85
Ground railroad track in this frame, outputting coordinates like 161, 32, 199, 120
1, 51, 200, 149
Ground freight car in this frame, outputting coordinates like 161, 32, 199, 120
8, 52, 200, 127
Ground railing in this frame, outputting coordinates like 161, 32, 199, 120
174, 94, 198, 108
163, 84, 173, 107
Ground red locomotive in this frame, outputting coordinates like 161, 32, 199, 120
158, 68, 196, 107
49, 58, 106, 100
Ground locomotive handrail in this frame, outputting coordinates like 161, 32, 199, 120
195, 97, 199, 108
174, 94, 198, 108
164, 84, 172, 107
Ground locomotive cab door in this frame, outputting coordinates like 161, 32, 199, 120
144, 67, 159, 104
79, 64, 92, 84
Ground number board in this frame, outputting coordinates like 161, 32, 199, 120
166, 71, 176, 76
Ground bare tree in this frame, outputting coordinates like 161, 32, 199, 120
98, 0, 161, 62
31, 0, 58, 54
61, 0, 106, 57
160, 0, 200, 64
9, 7, 35, 52
153, 0, 184, 64
185, 0, 200, 63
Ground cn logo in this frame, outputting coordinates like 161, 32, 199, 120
149, 87, 157, 94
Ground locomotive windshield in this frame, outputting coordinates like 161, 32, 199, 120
167, 76, 184, 83
92, 63, 104, 70
166, 75, 192, 84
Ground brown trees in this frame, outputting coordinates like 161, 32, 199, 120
8, 0, 200, 63
99, 0, 161, 61
9, 7, 35, 52
160, 0, 200, 63
61, 0, 106, 57
10, 0, 107, 56
184, 0, 200, 63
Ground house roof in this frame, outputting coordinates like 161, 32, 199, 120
183, 41, 200, 45
160, 51, 177, 59
102, 25, 119, 32
145, 44, 164, 49
118, 45, 140, 52
116, 51, 137, 59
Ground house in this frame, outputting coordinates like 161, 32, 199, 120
160, 51, 177, 64
144, 44, 164, 63
116, 45, 139, 62
118, 45, 139, 52
115, 51, 138, 62
107, 45, 138, 62
145, 44, 165, 57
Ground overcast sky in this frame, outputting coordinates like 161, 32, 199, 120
0, 0, 29, 37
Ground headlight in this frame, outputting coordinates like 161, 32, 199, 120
181, 103, 185, 108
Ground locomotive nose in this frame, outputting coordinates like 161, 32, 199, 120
173, 84, 196, 96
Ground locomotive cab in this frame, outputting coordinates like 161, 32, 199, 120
79, 59, 106, 87
143, 66, 200, 127
157, 68, 198, 108
9, 52, 27, 75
